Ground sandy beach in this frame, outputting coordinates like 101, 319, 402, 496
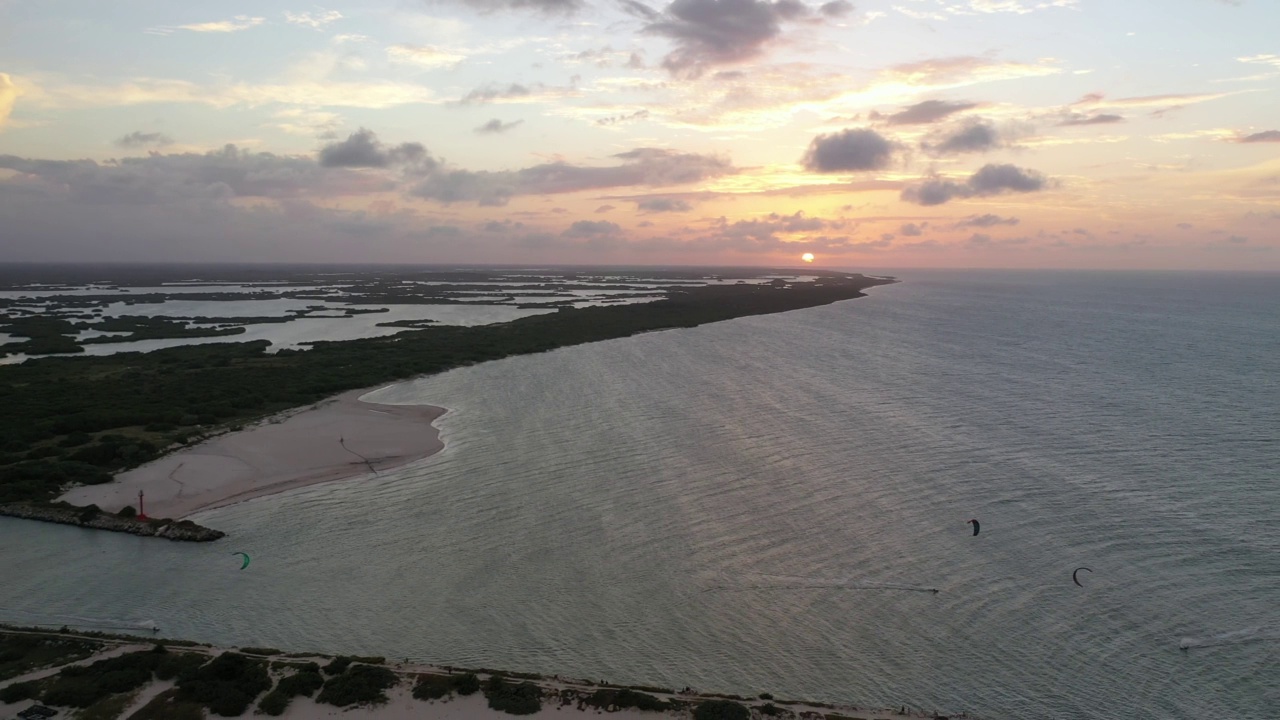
59, 387, 446, 519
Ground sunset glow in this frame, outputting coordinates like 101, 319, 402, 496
0, 1, 1277, 269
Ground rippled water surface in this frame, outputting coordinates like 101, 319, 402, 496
3, 270, 1278, 719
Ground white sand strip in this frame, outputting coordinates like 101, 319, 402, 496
59, 388, 445, 518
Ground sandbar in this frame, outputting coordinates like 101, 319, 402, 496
59, 387, 445, 518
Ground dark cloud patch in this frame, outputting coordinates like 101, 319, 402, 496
901, 164, 1047, 205
1176, 222, 1193, 229
1058, 113, 1124, 126
410, 148, 733, 205
595, 204, 616, 212
899, 222, 925, 236
802, 128, 893, 172
475, 118, 524, 134
819, 0, 853, 16
956, 213, 1019, 228
114, 131, 173, 148
644, 0, 814, 78
0, 145, 381, 205
620, 0, 662, 21
318, 128, 435, 172
564, 219, 621, 236
970, 164, 1045, 193
924, 119, 1002, 155
459, 83, 533, 104
637, 197, 693, 212
884, 100, 976, 125
1240, 130, 1280, 143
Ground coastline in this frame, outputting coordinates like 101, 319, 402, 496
0, 626, 975, 720
58, 387, 447, 520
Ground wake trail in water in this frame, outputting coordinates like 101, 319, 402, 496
1179, 626, 1280, 650
702, 574, 939, 594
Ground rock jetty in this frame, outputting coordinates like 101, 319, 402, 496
0, 503, 224, 541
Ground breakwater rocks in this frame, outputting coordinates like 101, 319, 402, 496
0, 503, 225, 541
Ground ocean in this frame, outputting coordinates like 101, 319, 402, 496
2, 269, 1277, 719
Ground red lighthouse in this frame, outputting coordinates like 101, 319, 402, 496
137, 489, 148, 521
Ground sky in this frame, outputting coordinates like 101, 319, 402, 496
0, 0, 1277, 270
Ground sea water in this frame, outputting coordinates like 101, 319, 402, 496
2, 269, 1277, 719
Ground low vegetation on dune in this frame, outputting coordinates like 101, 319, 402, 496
413, 671, 482, 701
0, 633, 102, 682
316, 662, 400, 707
257, 663, 325, 715
484, 673, 544, 715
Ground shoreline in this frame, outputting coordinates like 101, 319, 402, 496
58, 387, 447, 521
0, 625, 978, 720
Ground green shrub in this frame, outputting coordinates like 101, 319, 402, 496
484, 675, 542, 715
43, 676, 102, 707
413, 674, 453, 701
585, 688, 670, 712
695, 700, 751, 720
759, 704, 786, 716
277, 669, 324, 698
317, 664, 398, 707
155, 651, 206, 681
323, 656, 352, 676
454, 672, 481, 696
257, 690, 290, 716
0, 679, 36, 703
117, 505, 137, 518
176, 651, 270, 717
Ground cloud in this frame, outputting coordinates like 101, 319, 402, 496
269, 108, 343, 137
644, 0, 814, 78
0, 74, 18, 130
25, 74, 436, 110
955, 213, 1019, 227
636, 197, 693, 212
284, 9, 344, 28
1057, 113, 1123, 126
175, 15, 265, 33
901, 163, 1047, 205
386, 45, 466, 69
596, 109, 651, 126
595, 204, 616, 213
0, 145, 381, 205
900, 222, 925, 236
881, 99, 978, 125
819, 0, 853, 16
114, 131, 173, 148
475, 119, 524, 134
317, 128, 436, 172
802, 128, 894, 172
410, 147, 733, 205
459, 83, 533, 104
923, 118, 1004, 154
563, 220, 621, 236
441, 0, 584, 14
1240, 130, 1280, 143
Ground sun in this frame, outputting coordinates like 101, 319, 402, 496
801, 253, 815, 263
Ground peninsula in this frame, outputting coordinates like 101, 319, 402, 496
0, 268, 895, 537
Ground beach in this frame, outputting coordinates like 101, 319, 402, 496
0, 627, 954, 720
59, 387, 446, 519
